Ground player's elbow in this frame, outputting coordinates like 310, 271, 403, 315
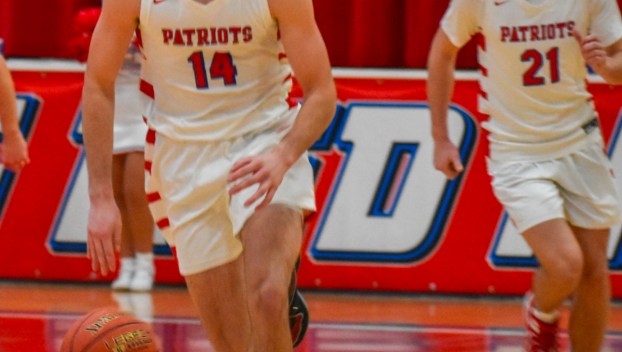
83, 71, 115, 102
317, 79, 337, 126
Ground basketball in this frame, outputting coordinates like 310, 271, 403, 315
61, 306, 161, 352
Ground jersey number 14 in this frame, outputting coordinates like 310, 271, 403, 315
188, 51, 238, 88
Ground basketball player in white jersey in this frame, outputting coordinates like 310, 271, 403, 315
82, 0, 336, 351
71, 6, 156, 292
428, 0, 622, 351
109, 42, 156, 293
0, 39, 29, 173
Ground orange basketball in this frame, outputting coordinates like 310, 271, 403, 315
61, 306, 161, 352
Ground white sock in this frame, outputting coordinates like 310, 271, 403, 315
135, 252, 154, 270
119, 257, 136, 272
533, 307, 560, 323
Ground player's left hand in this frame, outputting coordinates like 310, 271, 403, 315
572, 29, 607, 71
227, 147, 290, 209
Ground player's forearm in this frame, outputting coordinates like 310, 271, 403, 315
427, 50, 457, 143
82, 80, 116, 200
0, 97, 20, 139
0, 60, 21, 136
278, 84, 337, 166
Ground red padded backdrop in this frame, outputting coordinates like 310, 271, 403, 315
0, 0, 507, 68
3, 0, 622, 68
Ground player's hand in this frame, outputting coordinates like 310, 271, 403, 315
572, 29, 607, 72
433, 139, 463, 179
87, 197, 122, 276
227, 147, 290, 210
0, 130, 30, 172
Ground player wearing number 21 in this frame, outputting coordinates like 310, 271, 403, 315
81, 0, 336, 351
427, 0, 622, 351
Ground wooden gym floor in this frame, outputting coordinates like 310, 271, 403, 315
1, 281, 622, 351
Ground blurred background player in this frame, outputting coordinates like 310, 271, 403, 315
110, 40, 155, 292
0, 38, 30, 173
81, 0, 336, 350
427, 0, 622, 351
71, 7, 155, 292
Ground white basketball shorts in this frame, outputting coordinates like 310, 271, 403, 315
487, 134, 622, 233
113, 70, 148, 154
144, 117, 316, 276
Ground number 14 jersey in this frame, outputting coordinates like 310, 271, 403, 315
138, 0, 297, 141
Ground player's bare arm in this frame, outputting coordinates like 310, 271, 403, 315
82, 0, 140, 275
573, 30, 622, 85
426, 29, 464, 179
228, 0, 336, 208
0, 55, 29, 172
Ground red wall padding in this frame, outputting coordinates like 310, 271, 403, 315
313, 0, 478, 68
1, 0, 622, 68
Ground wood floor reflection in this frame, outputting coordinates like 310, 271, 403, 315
0, 281, 621, 351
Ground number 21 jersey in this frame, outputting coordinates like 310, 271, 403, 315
441, 0, 622, 161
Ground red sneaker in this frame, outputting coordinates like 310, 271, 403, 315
524, 292, 560, 352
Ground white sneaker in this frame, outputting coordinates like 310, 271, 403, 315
111, 266, 134, 291
130, 265, 154, 292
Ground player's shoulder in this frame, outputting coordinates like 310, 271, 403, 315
267, 0, 314, 21
446, 0, 487, 12
104, 0, 141, 17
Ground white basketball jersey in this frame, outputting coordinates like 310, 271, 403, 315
138, 0, 297, 141
441, 0, 622, 161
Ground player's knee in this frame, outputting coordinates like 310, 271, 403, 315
542, 250, 583, 287
249, 279, 288, 321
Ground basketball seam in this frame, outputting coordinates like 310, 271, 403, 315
83, 321, 151, 351
67, 310, 103, 352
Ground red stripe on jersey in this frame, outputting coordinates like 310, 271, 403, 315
478, 63, 488, 77
134, 29, 143, 50
146, 128, 156, 144
156, 218, 170, 229
140, 79, 155, 99
146, 192, 161, 203
479, 87, 488, 100
283, 75, 297, 109
145, 161, 152, 173
479, 116, 490, 157
278, 53, 287, 61
286, 93, 298, 109
476, 33, 486, 51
